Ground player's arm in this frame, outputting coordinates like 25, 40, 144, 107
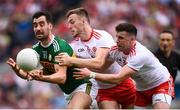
6, 58, 32, 80
74, 65, 136, 84
31, 64, 67, 84
57, 47, 111, 70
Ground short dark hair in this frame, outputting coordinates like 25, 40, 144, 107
160, 30, 174, 39
66, 7, 90, 23
32, 11, 53, 23
115, 23, 137, 37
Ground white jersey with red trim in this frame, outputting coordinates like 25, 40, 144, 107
70, 29, 121, 89
109, 41, 170, 91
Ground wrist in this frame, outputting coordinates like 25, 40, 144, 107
69, 57, 75, 66
26, 72, 33, 81
14, 64, 21, 73
89, 72, 96, 79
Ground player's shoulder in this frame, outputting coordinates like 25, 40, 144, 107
54, 36, 66, 43
131, 41, 152, 60
54, 36, 70, 46
109, 45, 122, 56
93, 29, 113, 40
110, 45, 118, 51
93, 29, 110, 36
32, 42, 40, 49
135, 41, 150, 54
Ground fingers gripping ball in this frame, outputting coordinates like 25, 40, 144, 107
16, 48, 41, 72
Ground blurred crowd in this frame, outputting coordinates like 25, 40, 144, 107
0, 0, 179, 109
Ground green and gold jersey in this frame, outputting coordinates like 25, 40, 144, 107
32, 36, 88, 94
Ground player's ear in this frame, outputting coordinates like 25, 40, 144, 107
82, 17, 86, 24
49, 23, 53, 29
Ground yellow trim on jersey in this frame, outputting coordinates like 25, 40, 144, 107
72, 52, 77, 58
85, 82, 92, 95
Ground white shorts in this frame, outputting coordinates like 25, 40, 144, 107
64, 79, 98, 107
135, 93, 172, 109
135, 76, 174, 107
152, 93, 172, 106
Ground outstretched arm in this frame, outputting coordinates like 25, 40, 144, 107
6, 58, 32, 80
74, 65, 136, 84
30, 64, 67, 84
56, 47, 111, 70
7, 58, 67, 84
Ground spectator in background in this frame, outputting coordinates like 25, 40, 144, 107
154, 30, 180, 82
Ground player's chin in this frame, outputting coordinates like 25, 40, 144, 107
36, 35, 44, 40
71, 32, 77, 37
118, 47, 124, 51
70, 30, 77, 36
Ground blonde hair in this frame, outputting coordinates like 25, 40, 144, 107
66, 7, 90, 23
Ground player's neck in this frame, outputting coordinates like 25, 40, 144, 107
123, 41, 136, 55
123, 48, 131, 55
41, 34, 53, 46
80, 24, 92, 41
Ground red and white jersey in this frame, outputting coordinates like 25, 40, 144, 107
109, 41, 170, 91
70, 29, 121, 89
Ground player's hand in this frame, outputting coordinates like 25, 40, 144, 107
7, 58, 33, 81
73, 68, 91, 80
55, 53, 72, 66
29, 69, 43, 80
6, 58, 20, 73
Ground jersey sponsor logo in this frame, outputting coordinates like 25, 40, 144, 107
85, 45, 95, 58
117, 56, 127, 66
92, 47, 97, 52
78, 48, 85, 52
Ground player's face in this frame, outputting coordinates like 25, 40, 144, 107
33, 16, 52, 41
67, 14, 84, 37
116, 31, 133, 52
159, 33, 174, 53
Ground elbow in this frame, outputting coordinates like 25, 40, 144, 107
113, 79, 121, 84
57, 74, 66, 84
93, 60, 105, 70
111, 74, 122, 84
60, 78, 66, 84
103, 77, 120, 84
94, 65, 103, 70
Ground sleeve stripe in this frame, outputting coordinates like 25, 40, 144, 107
53, 40, 60, 52
32, 42, 39, 48
55, 40, 60, 51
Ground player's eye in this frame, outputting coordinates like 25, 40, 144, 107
39, 22, 45, 27
116, 35, 124, 40
33, 23, 37, 28
70, 20, 75, 24
166, 39, 171, 42
161, 39, 165, 41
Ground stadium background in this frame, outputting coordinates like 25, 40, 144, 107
0, 0, 179, 109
